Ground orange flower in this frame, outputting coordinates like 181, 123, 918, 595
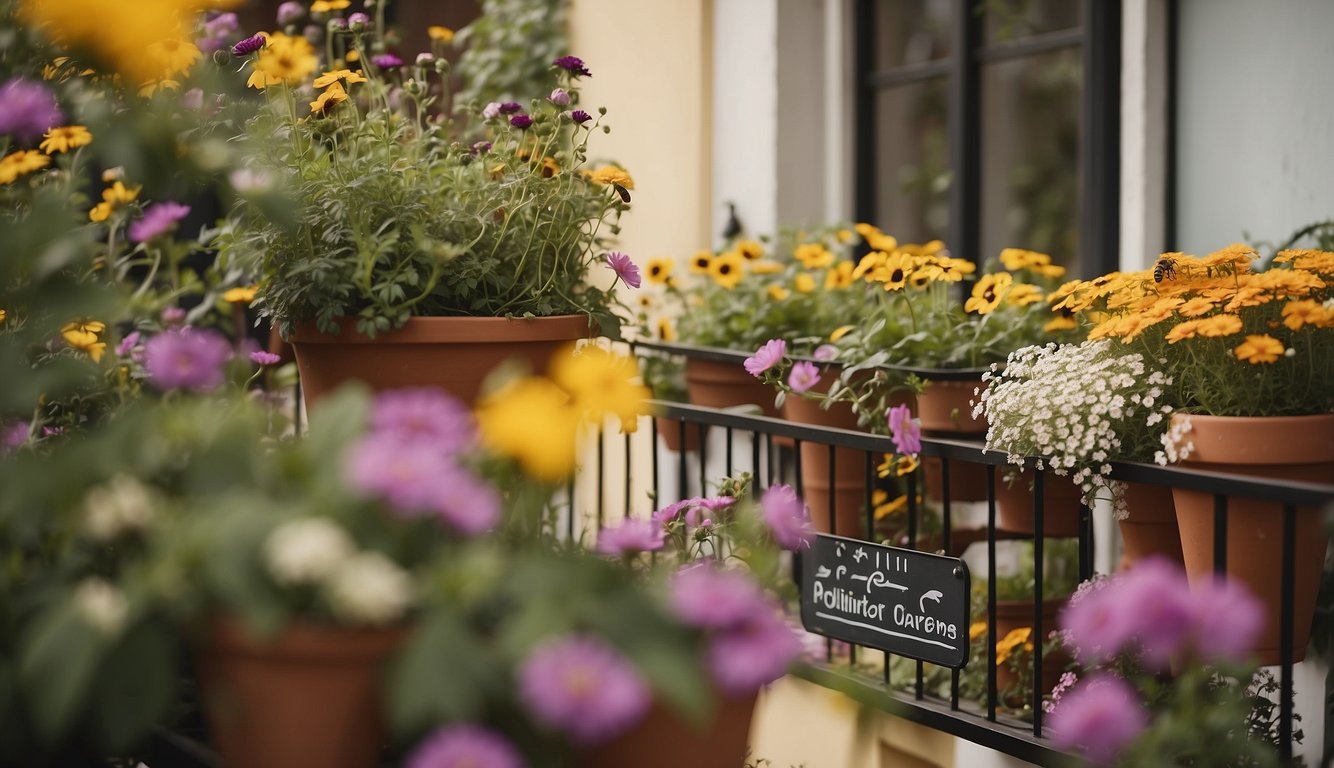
1234, 334, 1284, 364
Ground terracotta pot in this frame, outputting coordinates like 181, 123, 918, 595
290, 314, 593, 407
655, 415, 702, 453
1170, 413, 1334, 665
782, 388, 876, 538
682, 358, 781, 419
994, 470, 1083, 537
197, 618, 408, 768
918, 377, 990, 502
578, 693, 757, 768
992, 598, 1070, 707
1117, 481, 1183, 569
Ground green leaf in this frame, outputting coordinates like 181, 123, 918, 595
89, 618, 180, 753
385, 609, 502, 736
17, 600, 107, 744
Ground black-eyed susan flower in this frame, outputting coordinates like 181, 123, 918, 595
645, 257, 673, 285
0, 150, 50, 185
736, 239, 765, 261
655, 317, 676, 342
688, 250, 712, 275
39, 125, 92, 154
794, 243, 832, 269
313, 68, 368, 88
1234, 334, 1284, 364
88, 180, 141, 222
309, 82, 348, 115
708, 251, 744, 289
750, 260, 784, 276
793, 273, 816, 294
964, 272, 1013, 314
767, 284, 790, 301
824, 261, 855, 289
145, 37, 200, 80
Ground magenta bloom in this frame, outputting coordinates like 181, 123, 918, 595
1048, 674, 1148, 765
509, 114, 533, 129
371, 388, 475, 453
787, 361, 820, 393
373, 53, 403, 69
1, 422, 29, 454
160, 306, 186, 325
1186, 573, 1265, 664
518, 635, 650, 745
116, 331, 142, 358
346, 433, 498, 533
129, 202, 191, 243
760, 484, 814, 551
812, 344, 838, 362
570, 109, 591, 124
481, 102, 502, 119
498, 102, 523, 114
249, 350, 281, 366
1111, 557, 1195, 668
407, 724, 524, 768
668, 563, 768, 630
708, 604, 803, 695
276, 1, 304, 25
0, 78, 63, 141
143, 327, 233, 391
435, 467, 502, 535
596, 518, 665, 555
471, 140, 492, 155
604, 252, 641, 288
886, 403, 921, 456
347, 12, 370, 26
553, 55, 591, 78
548, 88, 570, 106
743, 339, 786, 378
231, 33, 267, 56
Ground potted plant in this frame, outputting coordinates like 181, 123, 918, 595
217, 2, 639, 405
1055, 244, 1334, 663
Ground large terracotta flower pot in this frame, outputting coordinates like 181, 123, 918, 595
578, 693, 757, 768
1170, 413, 1334, 665
682, 358, 782, 419
917, 377, 990, 502
994, 470, 1083, 537
197, 618, 408, 768
290, 314, 594, 407
781, 385, 877, 538
1117, 481, 1183, 569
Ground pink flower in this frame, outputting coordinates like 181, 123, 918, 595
886, 403, 921, 456
1111, 558, 1195, 669
1048, 674, 1148, 765
743, 339, 786, 377
1186, 574, 1265, 664
760, 484, 814, 551
407, 724, 525, 768
248, 350, 281, 366
812, 344, 838, 362
129, 202, 191, 243
596, 517, 665, 555
548, 88, 570, 106
144, 327, 233, 391
371, 388, 475, 453
345, 432, 499, 534
604, 251, 641, 288
518, 635, 650, 745
707, 602, 803, 695
787, 361, 820, 393
668, 563, 768, 629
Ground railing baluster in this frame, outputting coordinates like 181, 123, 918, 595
1280, 503, 1296, 761
1032, 469, 1045, 737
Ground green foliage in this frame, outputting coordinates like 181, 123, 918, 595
454, 0, 570, 110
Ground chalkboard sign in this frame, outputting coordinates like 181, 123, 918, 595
800, 533, 971, 668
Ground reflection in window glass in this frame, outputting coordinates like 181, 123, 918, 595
982, 0, 1083, 44
872, 0, 953, 70
979, 48, 1081, 270
872, 78, 950, 245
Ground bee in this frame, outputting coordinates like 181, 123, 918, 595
1153, 254, 1178, 283
613, 183, 632, 204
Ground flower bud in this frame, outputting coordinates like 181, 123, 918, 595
549, 87, 570, 106
347, 12, 369, 31
403, 78, 423, 96
415, 52, 435, 66
434, 58, 450, 75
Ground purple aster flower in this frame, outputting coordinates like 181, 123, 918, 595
1048, 674, 1148, 765
570, 109, 592, 124
407, 724, 525, 768
160, 306, 186, 325
684, 496, 733, 527
373, 53, 403, 69
129, 202, 191, 243
743, 339, 786, 377
481, 102, 502, 119
329, 18, 349, 31
416, 52, 436, 65
347, 12, 370, 26
41, 426, 63, 438
198, 11, 238, 50
668, 563, 768, 630
886, 403, 921, 456
370, 388, 475, 453
249, 350, 281, 366
604, 252, 641, 288
548, 88, 570, 106
787, 361, 820, 393
552, 55, 591, 78
1059, 576, 1132, 664
812, 344, 838, 362
0, 78, 63, 142
1, 422, 29, 454
707, 602, 803, 695
1187, 573, 1265, 664
116, 331, 142, 358
650, 498, 691, 525
435, 465, 501, 535
498, 102, 522, 114
231, 33, 267, 56
1109, 557, 1195, 669
518, 635, 650, 745
470, 140, 492, 155
596, 518, 665, 555
345, 432, 458, 515
760, 484, 814, 551
276, 1, 304, 26
509, 114, 533, 129
143, 327, 233, 392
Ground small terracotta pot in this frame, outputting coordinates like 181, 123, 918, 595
578, 692, 758, 768
918, 377, 991, 502
655, 415, 703, 453
1116, 481, 1183, 569
682, 358, 782, 419
290, 314, 593, 407
993, 470, 1083, 537
781, 382, 883, 538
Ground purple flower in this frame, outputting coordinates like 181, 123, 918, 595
373, 53, 403, 69
347, 12, 370, 26
668, 563, 768, 630
552, 55, 591, 78
1059, 576, 1133, 664
1, 422, 29, 454
509, 114, 533, 129
743, 339, 786, 377
0, 78, 63, 141
346, 433, 499, 533
276, 1, 304, 26
787, 361, 820, 394
1109, 558, 1195, 668
1048, 674, 1148, 765
812, 344, 838, 362
470, 140, 492, 155
708, 603, 803, 695
116, 331, 142, 358
416, 52, 436, 66
198, 11, 239, 50
249, 350, 281, 366
231, 33, 267, 56
330, 18, 350, 32
1187, 574, 1265, 663
518, 635, 650, 745
596, 518, 665, 555
548, 88, 570, 106
370, 388, 475, 453
570, 109, 591, 124
129, 202, 191, 243
498, 102, 522, 114
160, 306, 186, 325
886, 404, 920, 456
407, 724, 525, 768
435, 466, 502, 535
182, 88, 205, 111
481, 102, 502, 119
760, 484, 814, 551
604, 252, 641, 288
143, 327, 233, 391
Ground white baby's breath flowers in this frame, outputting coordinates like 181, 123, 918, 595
75, 578, 129, 636
264, 517, 356, 586
324, 552, 413, 625
974, 340, 1175, 519
82, 474, 158, 540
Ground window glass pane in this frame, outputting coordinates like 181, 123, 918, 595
872, 0, 953, 69
983, 0, 1083, 44
871, 78, 950, 245
978, 48, 1082, 271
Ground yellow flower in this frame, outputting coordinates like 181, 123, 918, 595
477, 376, 579, 482
655, 317, 677, 342
61, 320, 107, 362
794, 243, 833, 269
995, 627, 1033, 665
1234, 334, 1284, 364
824, 261, 855, 289
836, 228, 853, 244
1004, 283, 1044, 307
874, 493, 908, 520
0, 150, 51, 185
999, 248, 1051, 272
645, 258, 674, 285
137, 79, 181, 98
1282, 299, 1328, 330
588, 165, 634, 189
709, 251, 744, 289
736, 240, 765, 260
222, 286, 258, 304
854, 222, 881, 240
1194, 314, 1243, 337
309, 81, 348, 115
0, 308, 7, 324
1202, 242, 1255, 271
689, 250, 713, 275
1164, 320, 1201, 344
39, 125, 93, 154
830, 325, 854, 342
310, 0, 351, 11
866, 232, 898, 253
551, 345, 650, 434
965, 273, 1013, 314
247, 32, 318, 89
428, 25, 455, 43
18, 0, 198, 83
870, 251, 914, 291
767, 284, 790, 301
145, 36, 200, 79
1177, 296, 1216, 317
313, 68, 368, 88
750, 260, 784, 276
1043, 315, 1078, 333
88, 181, 141, 221
793, 273, 816, 294
969, 621, 988, 642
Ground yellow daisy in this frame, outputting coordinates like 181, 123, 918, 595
588, 165, 634, 189
793, 273, 816, 294
688, 251, 713, 275
0, 150, 51, 185
313, 68, 367, 88
39, 125, 93, 154
61, 320, 107, 362
1177, 296, 1216, 317
1282, 299, 1328, 331
1234, 334, 1284, 364
1194, 314, 1243, 337
309, 81, 348, 115
767, 284, 790, 301
964, 273, 1013, 314
427, 25, 455, 43
708, 251, 744, 289
222, 286, 258, 304
645, 257, 674, 285
794, 243, 833, 269
736, 239, 765, 261
824, 261, 855, 289
247, 32, 318, 89
655, 317, 676, 342
750, 260, 784, 276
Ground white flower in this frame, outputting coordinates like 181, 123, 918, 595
83, 474, 158, 540
264, 517, 356, 586
324, 552, 413, 625
75, 578, 129, 636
